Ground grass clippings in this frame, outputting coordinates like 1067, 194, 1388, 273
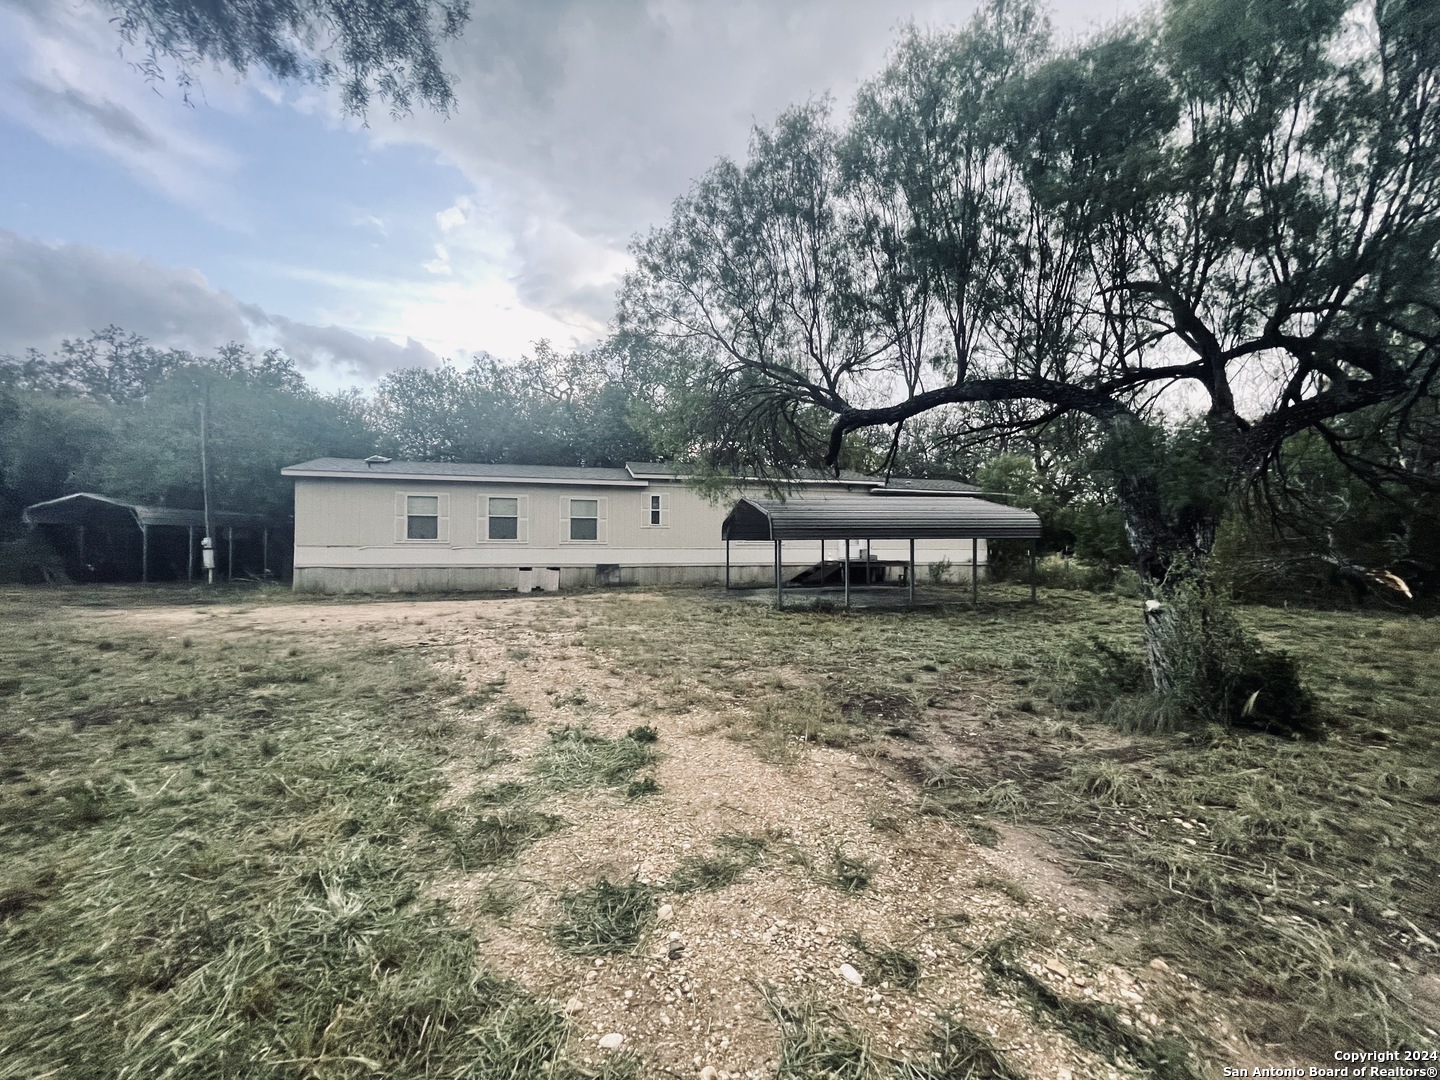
670, 831, 770, 893
828, 846, 873, 894
984, 938, 1201, 1080
0, 598, 605, 1079
454, 808, 565, 870
845, 934, 922, 990
551, 878, 657, 956
533, 725, 657, 790
670, 853, 749, 893
760, 985, 878, 1080
891, 1013, 1027, 1080
494, 700, 534, 726
625, 775, 661, 798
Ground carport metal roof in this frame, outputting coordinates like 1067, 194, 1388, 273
22, 492, 268, 530
721, 495, 1041, 541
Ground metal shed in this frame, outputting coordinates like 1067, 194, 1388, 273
721, 495, 1042, 608
22, 493, 273, 583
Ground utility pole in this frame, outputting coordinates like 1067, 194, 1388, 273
201, 387, 215, 585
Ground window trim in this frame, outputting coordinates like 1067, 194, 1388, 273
395, 491, 450, 543
481, 494, 528, 544
643, 492, 669, 528
560, 496, 607, 544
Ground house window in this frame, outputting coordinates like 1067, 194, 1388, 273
488, 497, 519, 540
569, 499, 599, 541
406, 495, 439, 539
649, 494, 662, 526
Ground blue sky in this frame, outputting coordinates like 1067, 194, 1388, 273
0, 0, 1141, 391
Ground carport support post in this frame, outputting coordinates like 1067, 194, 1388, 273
724, 539, 731, 590
263, 529, 270, 576
187, 526, 195, 581
908, 539, 915, 606
140, 523, 149, 584
774, 539, 783, 610
1030, 541, 1037, 602
971, 538, 979, 607
227, 526, 234, 582
843, 540, 850, 609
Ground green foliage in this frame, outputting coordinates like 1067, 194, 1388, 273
98, 0, 472, 117
978, 451, 1131, 569
1154, 581, 1319, 737
1214, 427, 1440, 608
0, 337, 375, 546
0, 331, 662, 557
1040, 586, 1319, 737
619, 0, 1440, 720
369, 342, 657, 467
0, 533, 68, 585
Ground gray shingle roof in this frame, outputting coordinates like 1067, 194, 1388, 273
722, 495, 1040, 541
282, 458, 644, 485
624, 461, 977, 490
283, 458, 980, 494
874, 476, 980, 493
625, 461, 876, 484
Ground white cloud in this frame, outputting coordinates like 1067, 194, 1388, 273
0, 230, 440, 386
351, 0, 1146, 348
1, 0, 1150, 382
0, 0, 249, 221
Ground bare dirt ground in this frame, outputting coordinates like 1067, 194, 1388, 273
96, 592, 1266, 1079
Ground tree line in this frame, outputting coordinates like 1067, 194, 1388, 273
0, 329, 660, 536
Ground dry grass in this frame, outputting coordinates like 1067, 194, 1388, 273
581, 585, 1440, 1059
0, 589, 619, 1079
6, 582, 1438, 1074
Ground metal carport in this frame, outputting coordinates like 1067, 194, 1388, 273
22, 493, 273, 583
721, 494, 1043, 609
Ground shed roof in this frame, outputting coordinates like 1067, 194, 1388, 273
22, 493, 268, 530
722, 495, 1040, 541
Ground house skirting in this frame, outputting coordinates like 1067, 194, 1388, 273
292, 563, 986, 594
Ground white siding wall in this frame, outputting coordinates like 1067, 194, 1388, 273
293, 476, 988, 577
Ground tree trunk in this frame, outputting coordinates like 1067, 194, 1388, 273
1112, 460, 1222, 695
1143, 597, 1178, 694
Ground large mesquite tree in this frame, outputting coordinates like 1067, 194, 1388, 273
619, 0, 1440, 706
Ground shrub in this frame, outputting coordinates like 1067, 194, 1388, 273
0, 535, 68, 585
1150, 581, 1320, 738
